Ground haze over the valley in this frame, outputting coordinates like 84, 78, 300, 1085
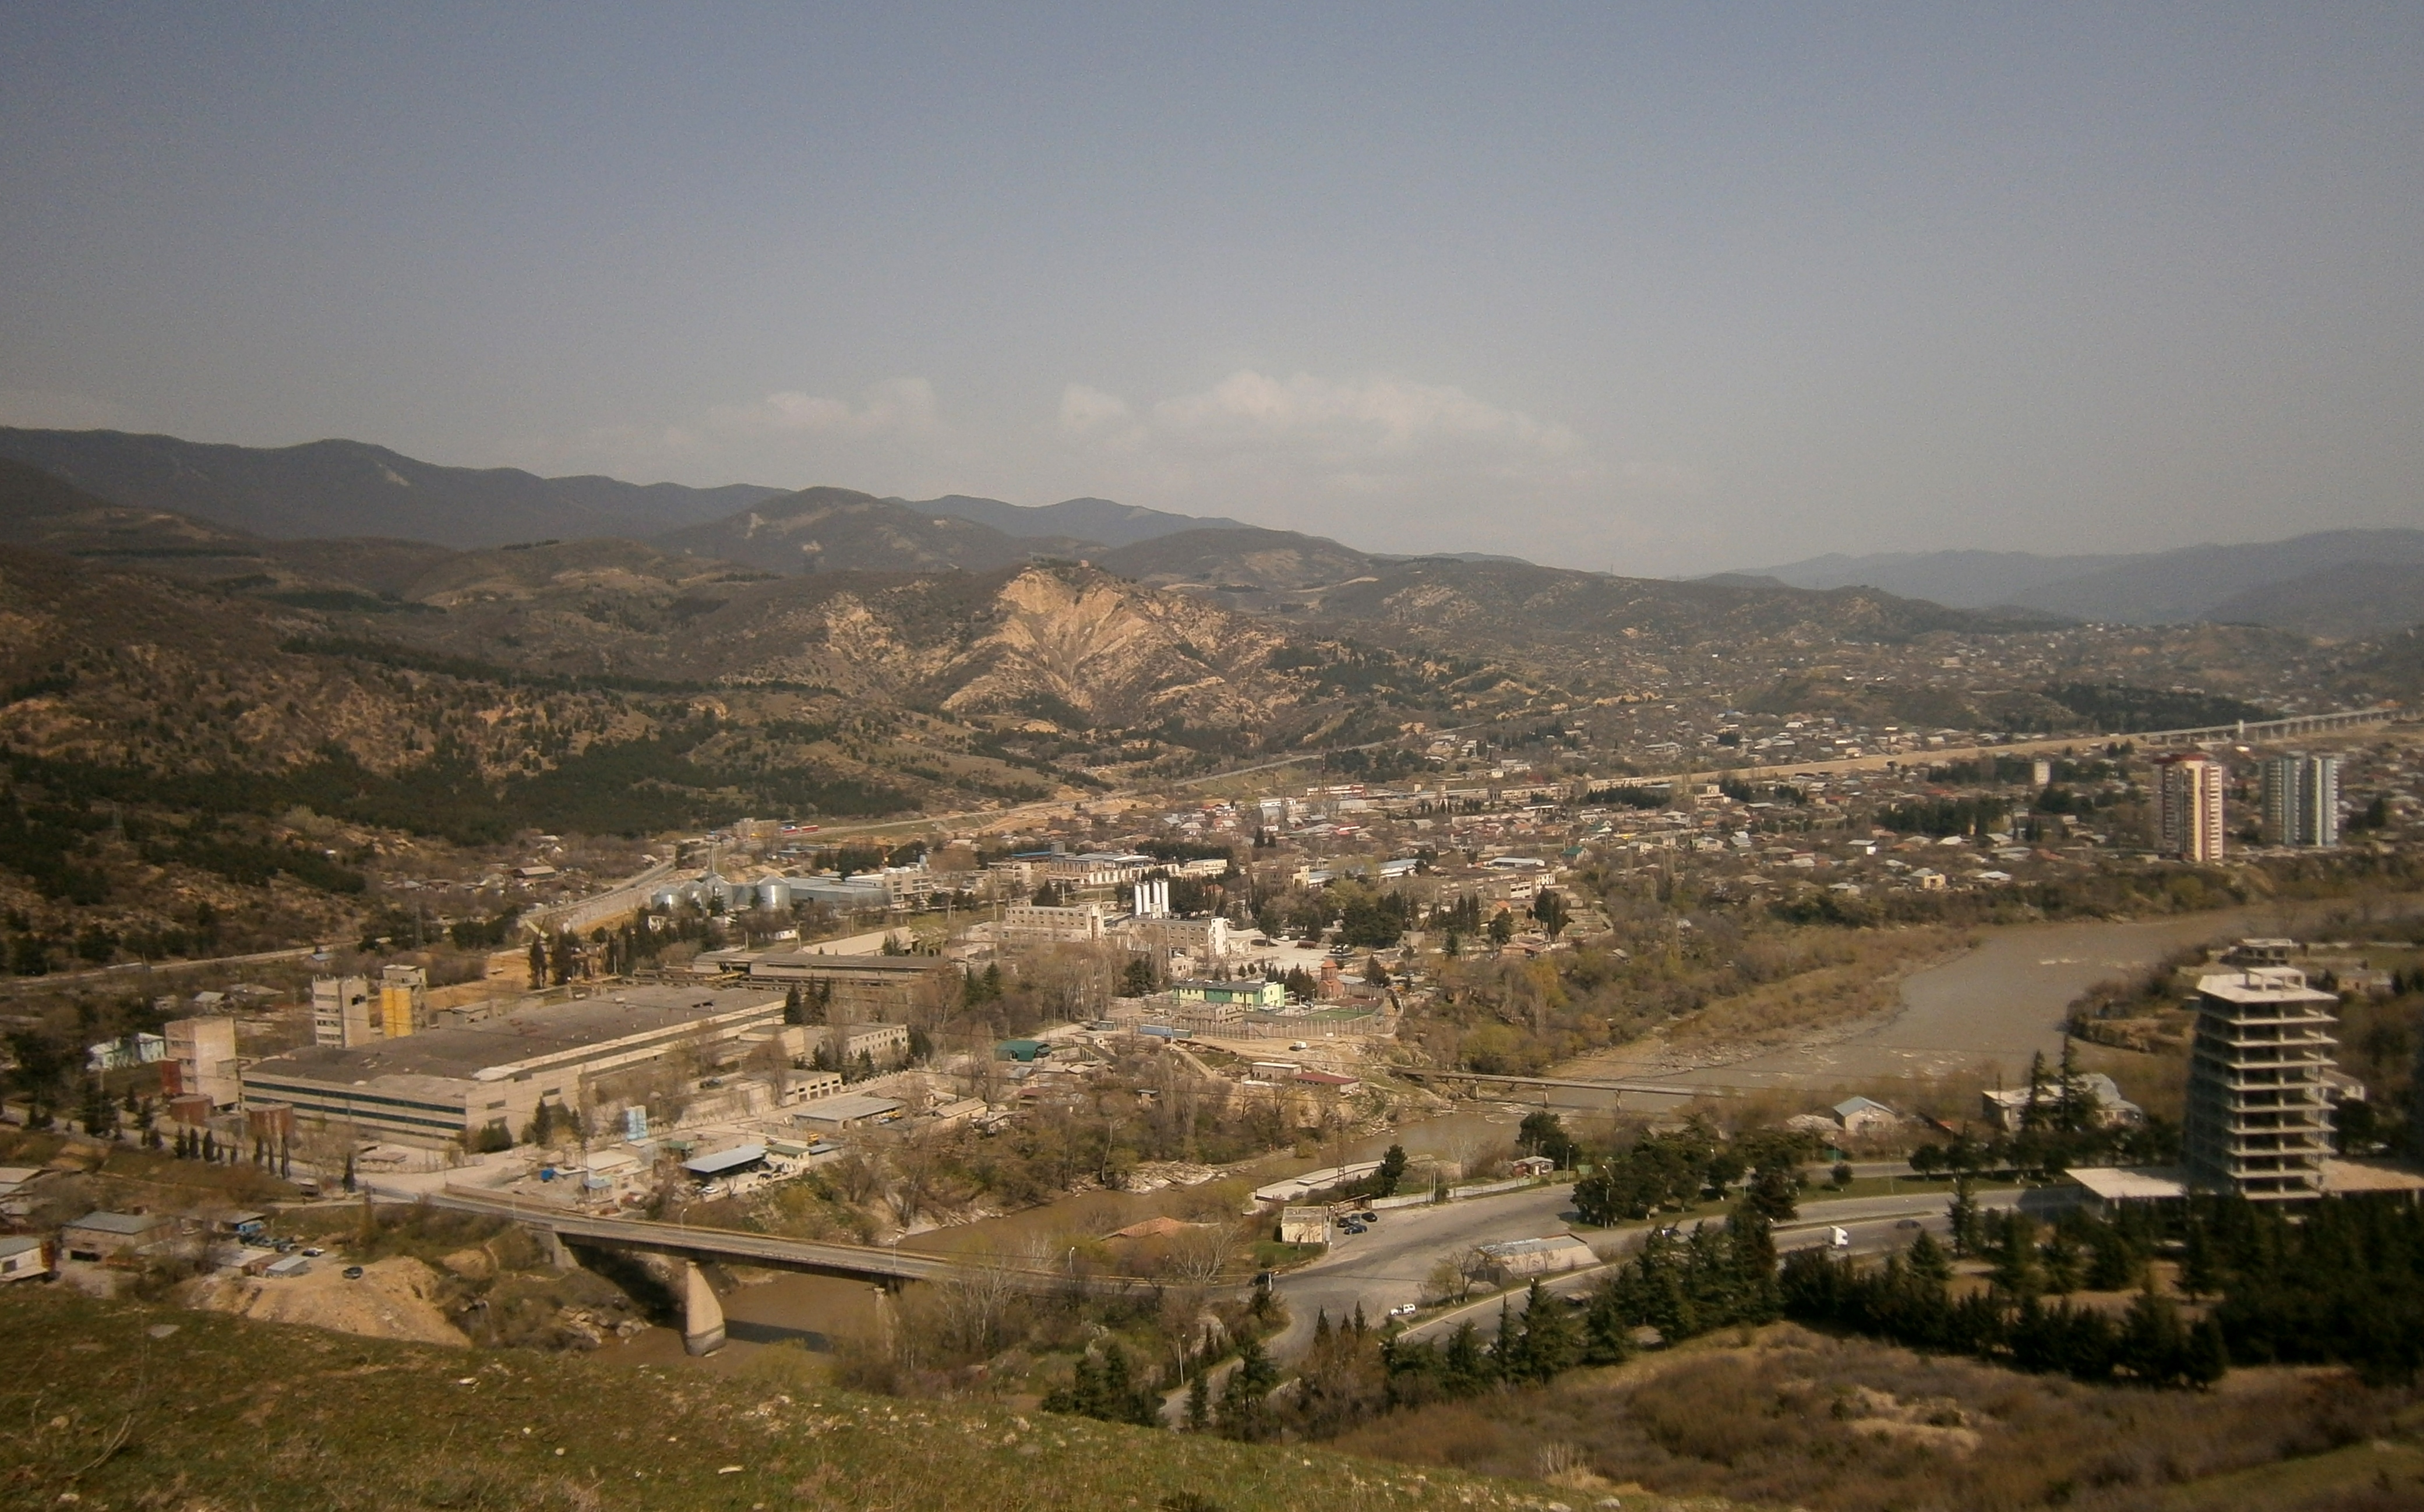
3, 8, 2421, 575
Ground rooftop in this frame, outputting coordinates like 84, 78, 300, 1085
66, 1211, 166, 1235
247, 985, 781, 1084
2066, 1167, 2190, 1202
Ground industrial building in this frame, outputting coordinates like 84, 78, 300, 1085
742, 951, 959, 1018
2183, 966, 2338, 1199
244, 985, 789, 1149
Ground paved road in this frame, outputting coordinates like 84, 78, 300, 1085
1283, 1184, 2080, 1358
0, 942, 322, 993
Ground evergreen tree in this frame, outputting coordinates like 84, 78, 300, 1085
527, 937, 548, 989
1948, 1175, 1983, 1256
1215, 1335, 1279, 1440
783, 984, 807, 1025
1185, 1365, 1211, 1430
1748, 1163, 1799, 1222
1510, 1280, 1579, 1382
1991, 1213, 2040, 1298
1907, 1228, 1953, 1283
1374, 1143, 1409, 1197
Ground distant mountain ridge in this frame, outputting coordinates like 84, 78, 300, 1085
1728, 528, 2424, 636
904, 493, 1255, 547
0, 427, 788, 548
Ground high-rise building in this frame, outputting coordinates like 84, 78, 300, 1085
2183, 966, 2337, 1200
2154, 752, 2226, 862
2260, 754, 2340, 847
311, 976, 372, 1048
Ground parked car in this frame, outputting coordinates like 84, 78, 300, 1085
1354, 1211, 1378, 1223
300, 1246, 324, 1257
1388, 1303, 1418, 1318
343, 1265, 365, 1280
1340, 1221, 1366, 1235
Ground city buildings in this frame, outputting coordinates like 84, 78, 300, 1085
2154, 752, 2227, 862
2183, 965, 2338, 1200
2261, 753, 2341, 847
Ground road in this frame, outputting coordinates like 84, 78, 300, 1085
0, 941, 322, 994
521, 857, 682, 937
1278, 1182, 2076, 1358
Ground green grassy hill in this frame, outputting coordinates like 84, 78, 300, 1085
1, 1287, 1692, 1512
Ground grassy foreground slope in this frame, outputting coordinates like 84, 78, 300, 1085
0, 1288, 1681, 1512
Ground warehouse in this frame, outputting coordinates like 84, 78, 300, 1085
244, 985, 788, 1149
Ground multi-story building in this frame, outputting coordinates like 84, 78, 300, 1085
2154, 752, 2226, 862
377, 965, 429, 1038
994, 902, 1107, 946
2183, 966, 2338, 1200
245, 985, 790, 1149
161, 1017, 241, 1108
312, 976, 373, 1048
2260, 754, 2340, 847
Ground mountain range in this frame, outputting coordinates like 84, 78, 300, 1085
1729, 529, 2424, 636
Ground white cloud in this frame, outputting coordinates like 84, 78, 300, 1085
1057, 383, 1133, 435
1144, 370, 1579, 460
705, 377, 938, 439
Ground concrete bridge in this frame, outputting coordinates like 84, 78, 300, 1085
1583, 704, 2404, 795
1393, 1066, 1740, 1100
415, 1188, 1185, 1355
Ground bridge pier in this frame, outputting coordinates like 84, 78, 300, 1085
680, 1260, 726, 1356
531, 1225, 576, 1271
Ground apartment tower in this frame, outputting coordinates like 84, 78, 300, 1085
2183, 966, 2338, 1200
2260, 753, 2340, 847
2154, 751, 2226, 862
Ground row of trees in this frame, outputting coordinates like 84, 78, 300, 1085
1570, 1118, 1816, 1227
1781, 1241, 2227, 1389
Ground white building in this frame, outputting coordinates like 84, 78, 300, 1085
2155, 752, 2226, 863
2184, 966, 2337, 1200
164, 1017, 241, 1108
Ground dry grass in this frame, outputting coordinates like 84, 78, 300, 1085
1326, 1323, 2424, 1512
0, 1284, 1714, 1512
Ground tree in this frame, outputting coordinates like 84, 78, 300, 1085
527, 937, 547, 990
1991, 1214, 2040, 1298
1748, 1163, 1799, 1223
341, 1147, 357, 1193
1486, 910, 1515, 946
1184, 1367, 1211, 1430
1216, 1335, 1280, 1440
1518, 1111, 1577, 1168
1948, 1175, 1982, 1257
1120, 958, 1157, 998
1363, 954, 1390, 986
783, 984, 807, 1025
1532, 889, 1571, 940
1374, 1143, 1409, 1197
1506, 1280, 1578, 1382
1906, 1228, 1953, 1283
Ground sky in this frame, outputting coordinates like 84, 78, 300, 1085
2, 5, 2420, 576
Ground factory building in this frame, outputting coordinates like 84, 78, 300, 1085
244, 985, 789, 1149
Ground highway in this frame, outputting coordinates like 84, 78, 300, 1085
1281, 1181, 2076, 1356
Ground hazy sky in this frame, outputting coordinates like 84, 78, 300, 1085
3, 5, 2420, 575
